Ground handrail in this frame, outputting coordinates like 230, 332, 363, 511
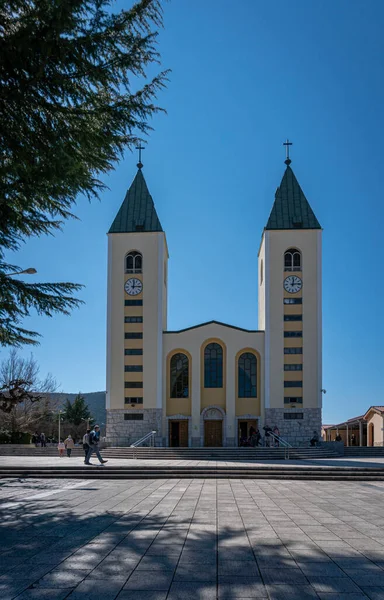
267, 432, 292, 460
130, 430, 157, 448
268, 433, 292, 448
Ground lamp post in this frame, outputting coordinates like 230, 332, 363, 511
6, 268, 37, 276
320, 389, 327, 441
58, 410, 63, 442
81, 417, 90, 430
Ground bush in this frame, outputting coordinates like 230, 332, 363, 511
0, 430, 11, 444
10, 432, 31, 444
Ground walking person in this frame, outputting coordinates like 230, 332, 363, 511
85, 425, 108, 465
64, 434, 75, 457
40, 432, 46, 447
82, 429, 91, 463
57, 440, 65, 457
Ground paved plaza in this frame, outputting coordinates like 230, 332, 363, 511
1, 476, 384, 599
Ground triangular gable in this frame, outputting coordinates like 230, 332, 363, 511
363, 406, 384, 420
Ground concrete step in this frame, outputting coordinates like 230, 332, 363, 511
0, 447, 339, 459
344, 447, 384, 456
102, 451, 338, 460
0, 448, 84, 456
1, 466, 384, 480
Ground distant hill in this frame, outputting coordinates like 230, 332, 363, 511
51, 391, 106, 434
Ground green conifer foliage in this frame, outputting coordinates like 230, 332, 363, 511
63, 393, 94, 427
0, 0, 168, 345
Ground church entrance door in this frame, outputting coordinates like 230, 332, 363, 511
204, 420, 223, 447
238, 419, 257, 446
169, 421, 188, 447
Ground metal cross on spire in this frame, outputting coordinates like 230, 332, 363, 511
283, 139, 292, 165
136, 144, 145, 169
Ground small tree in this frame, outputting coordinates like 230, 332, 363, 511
62, 393, 94, 442
0, 349, 58, 441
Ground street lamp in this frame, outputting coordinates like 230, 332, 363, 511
6, 268, 37, 276
58, 410, 63, 441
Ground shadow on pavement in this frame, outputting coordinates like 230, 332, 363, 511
0, 477, 383, 599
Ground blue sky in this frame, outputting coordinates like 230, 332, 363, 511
8, 0, 384, 424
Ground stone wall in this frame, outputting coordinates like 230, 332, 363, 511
106, 409, 162, 447
264, 408, 322, 445
106, 407, 322, 447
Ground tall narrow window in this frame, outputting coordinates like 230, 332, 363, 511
204, 343, 223, 388
238, 352, 257, 398
284, 248, 301, 271
170, 353, 189, 398
125, 251, 142, 274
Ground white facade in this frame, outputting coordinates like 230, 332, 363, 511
106, 162, 322, 447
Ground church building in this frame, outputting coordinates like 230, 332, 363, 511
106, 152, 322, 447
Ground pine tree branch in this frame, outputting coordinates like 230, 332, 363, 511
0, 0, 169, 346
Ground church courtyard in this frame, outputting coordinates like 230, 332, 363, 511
1, 473, 384, 600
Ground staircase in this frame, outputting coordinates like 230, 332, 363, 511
1, 464, 384, 481
2, 446, 384, 481
344, 446, 384, 457
0, 446, 83, 457
0, 446, 338, 459
101, 446, 339, 460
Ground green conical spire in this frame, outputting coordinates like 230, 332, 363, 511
265, 165, 321, 230
108, 168, 163, 234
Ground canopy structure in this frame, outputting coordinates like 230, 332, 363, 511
323, 415, 367, 447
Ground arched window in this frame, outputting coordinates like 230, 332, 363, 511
238, 352, 257, 398
284, 248, 301, 272
170, 353, 189, 398
125, 251, 142, 274
204, 343, 223, 388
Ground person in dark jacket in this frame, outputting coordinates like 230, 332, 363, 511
85, 425, 108, 465
263, 425, 273, 447
310, 431, 319, 447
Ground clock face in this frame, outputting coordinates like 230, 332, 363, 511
284, 275, 302, 294
124, 278, 143, 296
